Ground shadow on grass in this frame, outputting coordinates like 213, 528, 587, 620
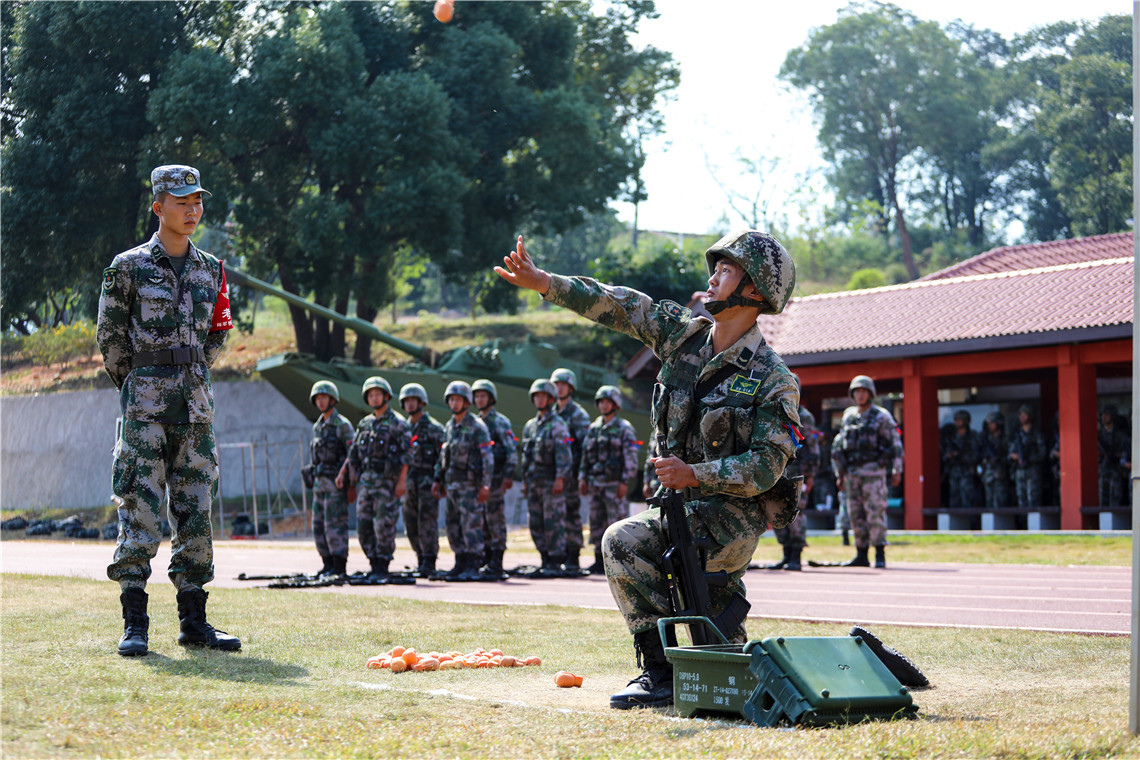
137, 650, 309, 685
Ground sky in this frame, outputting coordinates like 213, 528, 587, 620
611, 0, 1131, 238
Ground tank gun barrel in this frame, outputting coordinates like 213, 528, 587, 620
227, 266, 437, 366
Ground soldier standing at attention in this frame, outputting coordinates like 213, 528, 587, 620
339, 377, 410, 580
98, 164, 239, 656
432, 381, 494, 582
521, 379, 574, 576
942, 410, 981, 508
307, 380, 355, 577
550, 368, 592, 574
496, 231, 802, 710
472, 379, 518, 580
831, 375, 903, 569
771, 374, 819, 572
980, 412, 1011, 508
579, 385, 640, 575
1008, 404, 1047, 508
1097, 405, 1131, 507
399, 383, 446, 577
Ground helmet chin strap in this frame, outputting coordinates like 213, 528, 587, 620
705, 278, 767, 315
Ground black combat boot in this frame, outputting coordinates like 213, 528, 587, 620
118, 588, 149, 657
874, 546, 887, 569
479, 551, 507, 581
176, 588, 241, 651
331, 555, 348, 577
456, 553, 484, 582
418, 556, 436, 578
539, 554, 565, 578
610, 629, 674, 709
843, 547, 870, 567
440, 554, 465, 580
564, 550, 581, 574
785, 546, 803, 572
369, 558, 390, 580
588, 549, 605, 575
315, 556, 333, 577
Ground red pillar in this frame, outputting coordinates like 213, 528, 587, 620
902, 360, 940, 530
1056, 347, 1098, 529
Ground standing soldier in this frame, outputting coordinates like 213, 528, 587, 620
399, 383, 446, 577
550, 368, 592, 574
307, 380, 355, 577
521, 379, 573, 576
98, 164, 239, 655
579, 385, 640, 575
1098, 405, 1131, 507
472, 379, 518, 580
1008, 404, 1047, 508
980, 412, 1011, 508
340, 377, 410, 580
771, 375, 819, 571
831, 375, 903, 569
942, 410, 981, 508
432, 381, 493, 582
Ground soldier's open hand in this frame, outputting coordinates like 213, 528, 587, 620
494, 236, 552, 295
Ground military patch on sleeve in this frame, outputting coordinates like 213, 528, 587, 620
728, 374, 761, 396
660, 299, 690, 322
101, 268, 118, 293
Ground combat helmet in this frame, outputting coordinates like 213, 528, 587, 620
471, 379, 498, 404
361, 376, 393, 405
399, 383, 429, 405
594, 385, 623, 409
704, 230, 795, 315
953, 409, 971, 425
444, 380, 473, 405
1018, 404, 1035, 420
309, 380, 340, 406
530, 378, 557, 402
849, 375, 876, 398
984, 411, 1004, 427
550, 368, 577, 390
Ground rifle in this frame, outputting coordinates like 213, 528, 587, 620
649, 436, 750, 647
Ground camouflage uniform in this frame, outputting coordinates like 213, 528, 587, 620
774, 406, 818, 550
942, 415, 981, 508
1098, 413, 1131, 507
521, 410, 573, 559
310, 410, 355, 562
581, 413, 640, 549
831, 404, 903, 550
980, 418, 1011, 509
98, 233, 229, 592
554, 397, 592, 563
543, 274, 800, 637
404, 412, 447, 565
1009, 420, 1047, 508
480, 407, 519, 555
435, 413, 494, 559
349, 409, 411, 563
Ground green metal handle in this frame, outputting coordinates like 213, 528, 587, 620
657, 616, 730, 649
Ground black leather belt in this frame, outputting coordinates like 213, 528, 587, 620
131, 346, 205, 368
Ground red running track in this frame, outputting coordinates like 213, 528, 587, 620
2, 540, 1129, 636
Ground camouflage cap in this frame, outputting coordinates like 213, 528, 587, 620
151, 164, 212, 197
705, 230, 795, 315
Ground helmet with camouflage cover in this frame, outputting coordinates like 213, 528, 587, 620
594, 385, 623, 409
953, 409, 971, 425
984, 411, 1004, 427
444, 380, 473, 405
550, 368, 577, 390
848, 375, 876, 398
399, 383, 429, 405
1019, 404, 1035, 420
704, 230, 795, 315
361, 376, 393, 405
529, 378, 557, 402
471, 379, 498, 404
309, 380, 340, 406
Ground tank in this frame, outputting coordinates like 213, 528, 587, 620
227, 267, 652, 446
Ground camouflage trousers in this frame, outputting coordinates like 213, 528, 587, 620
443, 481, 485, 557
586, 484, 627, 547
1099, 466, 1129, 507
946, 466, 975, 508
108, 420, 216, 592
602, 499, 762, 638
483, 479, 508, 553
312, 478, 349, 560
773, 511, 806, 548
356, 477, 401, 562
564, 488, 584, 557
527, 480, 566, 557
403, 473, 439, 561
1014, 469, 1043, 508
982, 466, 1010, 509
843, 473, 889, 548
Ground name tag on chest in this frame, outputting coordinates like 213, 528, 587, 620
728, 374, 761, 397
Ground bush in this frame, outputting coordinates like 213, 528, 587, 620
20, 321, 97, 366
845, 268, 888, 291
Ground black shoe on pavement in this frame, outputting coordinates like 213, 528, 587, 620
843, 547, 870, 567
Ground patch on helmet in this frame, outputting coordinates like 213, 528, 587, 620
728, 374, 761, 396
102, 268, 118, 293
660, 300, 689, 322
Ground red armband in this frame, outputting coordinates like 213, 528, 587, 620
210, 262, 233, 332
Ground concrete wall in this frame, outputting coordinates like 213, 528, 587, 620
1, 381, 311, 510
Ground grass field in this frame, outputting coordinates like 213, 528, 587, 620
3, 571, 1137, 759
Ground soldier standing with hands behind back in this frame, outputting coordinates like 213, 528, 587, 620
551, 368, 592, 574
579, 385, 640, 575
521, 379, 573, 577
98, 164, 240, 656
472, 379, 518, 580
400, 383, 446, 577
307, 380, 355, 577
